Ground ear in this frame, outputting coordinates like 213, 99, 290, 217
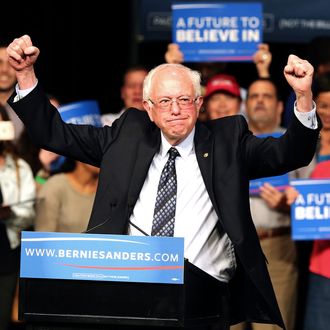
195, 96, 204, 114
120, 86, 125, 100
143, 100, 154, 121
276, 100, 283, 125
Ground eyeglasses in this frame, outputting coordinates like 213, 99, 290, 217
148, 96, 197, 110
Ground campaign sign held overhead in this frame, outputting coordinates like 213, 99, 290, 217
172, 2, 263, 62
291, 179, 330, 240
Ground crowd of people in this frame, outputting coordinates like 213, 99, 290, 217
0, 33, 329, 330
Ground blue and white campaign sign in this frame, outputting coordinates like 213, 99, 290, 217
249, 132, 289, 194
291, 179, 330, 240
250, 173, 289, 195
58, 100, 102, 127
140, 0, 330, 44
172, 2, 262, 62
20, 232, 184, 284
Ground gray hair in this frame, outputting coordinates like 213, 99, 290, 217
143, 63, 202, 101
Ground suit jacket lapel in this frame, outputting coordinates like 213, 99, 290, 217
127, 126, 160, 209
194, 122, 217, 207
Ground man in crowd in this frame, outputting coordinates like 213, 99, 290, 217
0, 42, 24, 141
101, 65, 148, 126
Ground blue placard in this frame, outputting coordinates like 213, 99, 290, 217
20, 232, 184, 284
140, 0, 330, 44
249, 173, 289, 195
58, 100, 102, 127
291, 179, 330, 240
249, 132, 289, 194
172, 2, 262, 62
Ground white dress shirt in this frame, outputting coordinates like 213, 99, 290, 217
129, 128, 236, 282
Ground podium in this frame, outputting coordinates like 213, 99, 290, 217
19, 260, 228, 329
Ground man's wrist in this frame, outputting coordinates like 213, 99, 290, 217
295, 92, 313, 113
294, 100, 317, 129
14, 80, 38, 102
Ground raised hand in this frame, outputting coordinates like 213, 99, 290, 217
7, 35, 39, 71
7, 35, 39, 89
260, 183, 287, 211
284, 54, 314, 112
165, 43, 184, 64
253, 43, 272, 78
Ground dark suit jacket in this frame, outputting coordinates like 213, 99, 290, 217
9, 85, 320, 328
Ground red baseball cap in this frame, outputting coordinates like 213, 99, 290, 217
204, 74, 241, 99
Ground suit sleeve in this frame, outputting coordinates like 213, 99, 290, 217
241, 114, 321, 180
8, 84, 123, 167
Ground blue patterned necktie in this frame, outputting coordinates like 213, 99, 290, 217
151, 147, 180, 236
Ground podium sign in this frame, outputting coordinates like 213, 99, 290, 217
19, 233, 225, 328
20, 231, 184, 284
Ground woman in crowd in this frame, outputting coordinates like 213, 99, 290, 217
0, 106, 35, 330
34, 160, 99, 233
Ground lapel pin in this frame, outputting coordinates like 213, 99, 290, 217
203, 153, 209, 158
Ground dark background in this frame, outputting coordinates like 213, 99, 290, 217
0, 1, 313, 114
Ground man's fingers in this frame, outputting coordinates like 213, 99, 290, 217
285, 54, 313, 78
7, 35, 39, 66
7, 43, 23, 62
284, 64, 307, 78
7, 38, 26, 61
21, 34, 33, 47
24, 46, 39, 57
283, 64, 293, 75
168, 43, 179, 51
16, 35, 29, 50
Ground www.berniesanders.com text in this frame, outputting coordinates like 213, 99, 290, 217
24, 248, 179, 262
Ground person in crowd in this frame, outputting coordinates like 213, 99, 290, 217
0, 105, 35, 330
165, 43, 228, 87
35, 160, 99, 233
0, 42, 24, 143
17, 94, 63, 181
203, 74, 242, 120
303, 72, 330, 330
6, 35, 320, 330
165, 42, 271, 81
230, 78, 300, 330
101, 65, 148, 126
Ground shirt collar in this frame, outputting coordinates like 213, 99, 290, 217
159, 127, 195, 160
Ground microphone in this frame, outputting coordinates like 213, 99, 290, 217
128, 220, 149, 236
82, 218, 111, 234
82, 218, 149, 236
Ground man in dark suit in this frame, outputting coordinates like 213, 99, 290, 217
7, 35, 320, 329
